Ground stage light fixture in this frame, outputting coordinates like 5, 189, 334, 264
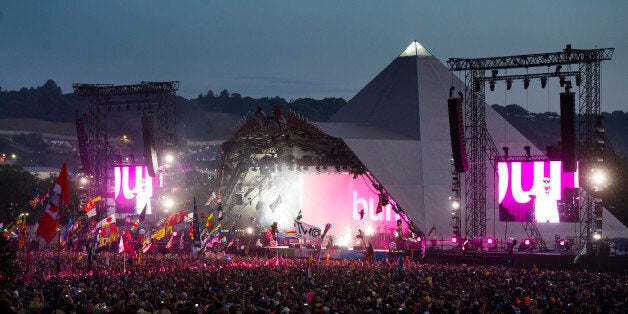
559, 76, 566, 87
164, 153, 175, 164
506, 79, 512, 90
524, 146, 531, 158
589, 168, 608, 191
491, 70, 498, 78
486, 237, 497, 248
489, 80, 495, 91
451, 200, 460, 209
592, 232, 602, 241
523, 78, 530, 89
246, 227, 253, 234
502, 146, 509, 158
523, 238, 532, 246
540, 77, 547, 89
451, 235, 459, 244
555, 65, 562, 74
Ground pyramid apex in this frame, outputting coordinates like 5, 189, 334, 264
399, 41, 432, 57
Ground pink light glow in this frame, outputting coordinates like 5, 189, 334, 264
113, 166, 156, 214
497, 161, 580, 223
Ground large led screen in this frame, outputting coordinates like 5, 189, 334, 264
259, 173, 403, 247
113, 166, 157, 215
497, 161, 579, 223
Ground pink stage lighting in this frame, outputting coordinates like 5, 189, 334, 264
486, 237, 495, 245
451, 236, 459, 244
114, 165, 158, 215
523, 238, 532, 246
497, 161, 580, 223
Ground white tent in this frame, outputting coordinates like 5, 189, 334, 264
317, 41, 627, 242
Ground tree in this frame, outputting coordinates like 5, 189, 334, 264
0, 236, 19, 292
0, 165, 39, 224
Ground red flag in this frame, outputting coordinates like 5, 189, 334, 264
36, 163, 70, 243
375, 198, 383, 215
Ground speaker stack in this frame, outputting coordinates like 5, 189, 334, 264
142, 114, 158, 177
560, 92, 576, 172
448, 97, 469, 173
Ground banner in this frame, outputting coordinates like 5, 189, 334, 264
294, 220, 322, 239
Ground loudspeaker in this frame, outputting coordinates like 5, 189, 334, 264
142, 114, 158, 177
560, 92, 576, 172
448, 97, 468, 172
75, 115, 92, 174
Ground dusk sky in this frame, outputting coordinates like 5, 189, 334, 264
1, 1, 626, 113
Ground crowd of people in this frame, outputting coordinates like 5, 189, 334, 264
2, 250, 627, 313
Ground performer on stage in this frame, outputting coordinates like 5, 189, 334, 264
532, 176, 560, 223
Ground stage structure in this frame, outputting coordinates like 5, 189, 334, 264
447, 45, 614, 251
73, 81, 179, 217
216, 109, 421, 245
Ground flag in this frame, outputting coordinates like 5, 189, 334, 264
205, 191, 216, 206
29, 185, 39, 208
574, 244, 587, 264
306, 254, 313, 280
166, 210, 186, 227
199, 228, 210, 248
95, 213, 116, 230
118, 233, 125, 253
17, 215, 27, 249
131, 203, 147, 233
151, 227, 166, 241
40, 191, 49, 206
204, 212, 214, 227
375, 197, 383, 215
209, 224, 222, 237
36, 163, 70, 243
165, 232, 175, 249
216, 203, 223, 221
284, 231, 302, 240
62, 218, 73, 244
365, 242, 374, 260
326, 236, 334, 252
193, 197, 201, 248
320, 223, 332, 243
82, 195, 102, 212
269, 195, 282, 213
294, 220, 322, 239
178, 231, 185, 250
141, 237, 153, 253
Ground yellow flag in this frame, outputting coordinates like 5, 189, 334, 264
151, 227, 166, 240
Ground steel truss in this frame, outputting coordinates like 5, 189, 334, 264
73, 81, 179, 217
216, 111, 423, 236
447, 45, 613, 252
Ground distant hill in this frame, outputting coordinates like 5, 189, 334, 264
492, 104, 628, 160
0, 80, 345, 141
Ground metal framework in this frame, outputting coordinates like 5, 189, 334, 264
216, 110, 423, 237
73, 81, 179, 216
447, 45, 613, 251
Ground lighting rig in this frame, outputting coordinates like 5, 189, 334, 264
73, 81, 179, 221
447, 45, 614, 252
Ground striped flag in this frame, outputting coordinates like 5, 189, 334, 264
269, 195, 282, 213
